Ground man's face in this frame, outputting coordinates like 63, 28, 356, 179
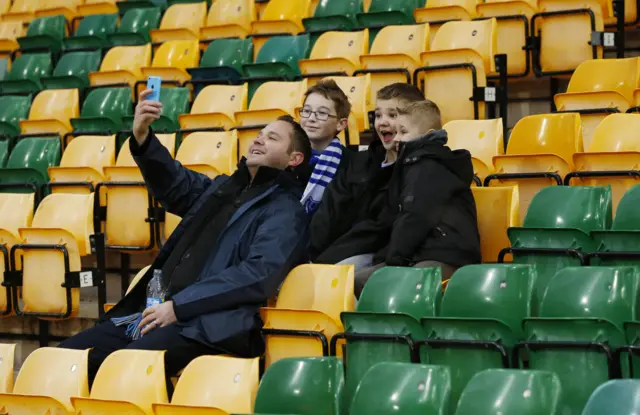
300, 93, 344, 145
246, 120, 303, 170
374, 98, 404, 152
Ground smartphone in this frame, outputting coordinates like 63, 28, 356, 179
146, 76, 161, 102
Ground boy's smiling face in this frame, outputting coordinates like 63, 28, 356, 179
374, 98, 403, 152
300, 92, 342, 146
392, 113, 426, 144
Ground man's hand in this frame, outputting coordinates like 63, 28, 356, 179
133, 89, 163, 145
138, 300, 177, 335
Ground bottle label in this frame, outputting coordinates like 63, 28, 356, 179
146, 297, 163, 308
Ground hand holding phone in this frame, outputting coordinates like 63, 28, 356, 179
146, 76, 161, 102
133, 77, 163, 144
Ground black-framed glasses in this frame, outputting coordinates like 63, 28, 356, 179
299, 108, 337, 121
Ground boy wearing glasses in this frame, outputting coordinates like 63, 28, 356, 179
299, 79, 353, 215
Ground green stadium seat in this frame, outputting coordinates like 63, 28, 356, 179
302, 0, 366, 34
350, 363, 451, 415
17, 15, 67, 54
419, 264, 536, 413
108, 7, 162, 46
582, 379, 640, 415
70, 87, 133, 134
0, 95, 32, 138
508, 185, 612, 306
0, 137, 62, 194
455, 369, 562, 415
0, 58, 10, 81
116, 0, 168, 15
253, 357, 345, 415
63, 13, 118, 51
41, 50, 102, 90
0, 141, 8, 168
520, 266, 638, 415
0, 52, 52, 94
123, 87, 189, 133
357, 0, 422, 40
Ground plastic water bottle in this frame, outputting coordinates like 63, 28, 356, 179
146, 269, 167, 308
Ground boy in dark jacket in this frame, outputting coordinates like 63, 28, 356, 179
354, 100, 481, 296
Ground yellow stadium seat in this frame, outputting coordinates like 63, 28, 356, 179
152, 356, 259, 415
298, 30, 369, 83
555, 58, 638, 149
0, 0, 11, 15
250, 0, 312, 59
48, 135, 116, 195
77, 0, 118, 16
487, 113, 584, 220
141, 40, 200, 86
0, 21, 26, 57
35, 0, 82, 20
71, 349, 168, 415
261, 264, 355, 369
89, 44, 152, 88
150, 2, 207, 44
472, 186, 519, 262
327, 75, 372, 146
566, 113, 640, 213
201, 0, 256, 41
0, 347, 88, 415
415, 19, 497, 124
414, 0, 478, 43
357, 23, 430, 104
444, 118, 504, 184
19, 89, 80, 137
0, 343, 14, 399
235, 79, 307, 158
178, 84, 248, 132
2, 0, 39, 22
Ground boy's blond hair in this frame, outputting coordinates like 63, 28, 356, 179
397, 99, 442, 132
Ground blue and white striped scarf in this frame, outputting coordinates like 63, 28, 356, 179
301, 138, 343, 215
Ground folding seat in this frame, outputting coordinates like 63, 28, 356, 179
0, 347, 88, 414
472, 186, 519, 262
455, 369, 562, 415
200, 0, 256, 41
357, 0, 423, 36
555, 58, 638, 148
355, 23, 430, 104
302, 0, 367, 34
328, 75, 372, 146
298, 30, 369, 84
0, 344, 14, 395
19, 88, 80, 138
123, 87, 189, 134
152, 356, 259, 415
178, 84, 248, 133
0, 95, 32, 139
70, 87, 133, 135
109, 7, 162, 46
350, 363, 451, 415
234, 79, 307, 158
117, 0, 168, 15
249, 0, 312, 59
34, 0, 83, 21
0, 21, 26, 58
0, 137, 61, 193
150, 2, 207, 44
260, 264, 355, 369
140, 39, 200, 87
1, 0, 39, 23
71, 349, 168, 414
583, 380, 640, 415
414, 19, 498, 124
77, 0, 119, 16
517, 266, 638, 415
63, 13, 118, 51
414, 0, 478, 43
0, 0, 10, 15
41, 50, 102, 90
89, 43, 152, 88
444, 118, 505, 184
17, 15, 67, 54
507, 185, 611, 304
0, 52, 51, 94
485, 113, 584, 219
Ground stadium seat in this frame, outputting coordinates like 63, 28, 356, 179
71, 349, 168, 414
77, 0, 119, 16
520, 266, 637, 415
234, 79, 307, 158
414, 0, 477, 43
298, 30, 369, 83
249, 0, 312, 59
2, 0, 40, 22
356, 23, 430, 104
444, 118, 505, 183
19, 88, 79, 137
508, 185, 612, 305
555, 58, 638, 148
141, 39, 200, 86
200, 0, 256, 41
260, 264, 355, 369
0, 58, 9, 81
123, 87, 189, 134
415, 19, 498, 124
152, 356, 259, 415
0, 95, 32, 138
0, 347, 87, 414
34, 0, 83, 21
253, 357, 344, 415
18, 15, 67, 54
178, 84, 248, 132
41, 50, 102, 90
486, 113, 584, 220
455, 369, 562, 415
0, 52, 52, 94
150, 2, 207, 43
117, 0, 168, 15
329, 75, 372, 146
302, 0, 367, 33
0, 343, 14, 395
89, 43, 152, 88
63, 13, 118, 51
0, 138, 61, 194
583, 380, 640, 415
357, 0, 423, 34
109, 7, 162, 46
186, 38, 253, 94
420, 263, 536, 413
472, 186, 519, 262
0, 21, 27, 58
70, 87, 133, 134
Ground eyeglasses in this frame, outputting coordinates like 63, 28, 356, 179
299, 108, 337, 121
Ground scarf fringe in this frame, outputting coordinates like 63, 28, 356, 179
112, 312, 144, 340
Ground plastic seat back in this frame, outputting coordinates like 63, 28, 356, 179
42, 50, 102, 90
583, 379, 640, 415
71, 87, 133, 133
150, 2, 206, 43
76, 0, 119, 16
329, 74, 372, 144
298, 30, 369, 81
0, 95, 32, 137
455, 369, 562, 415
35, 0, 83, 20
350, 363, 451, 415
357, 0, 423, 28
90, 44, 152, 87
303, 0, 366, 33
18, 15, 66, 54
19, 88, 79, 136
190, 38, 253, 92
179, 84, 247, 131
0, 21, 27, 54
0, 138, 61, 191
0, 52, 52, 94
64, 13, 118, 51
472, 186, 519, 262
0, 343, 15, 394
250, 0, 312, 59
110, 7, 162, 46
3, 0, 40, 22
201, 0, 255, 41
142, 39, 200, 84
444, 118, 504, 179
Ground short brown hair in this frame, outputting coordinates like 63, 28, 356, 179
277, 115, 312, 163
397, 100, 442, 131
377, 83, 424, 103
304, 79, 352, 119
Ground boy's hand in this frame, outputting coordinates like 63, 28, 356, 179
133, 89, 163, 146
138, 300, 177, 335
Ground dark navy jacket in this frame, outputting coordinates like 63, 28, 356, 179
104, 133, 310, 350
